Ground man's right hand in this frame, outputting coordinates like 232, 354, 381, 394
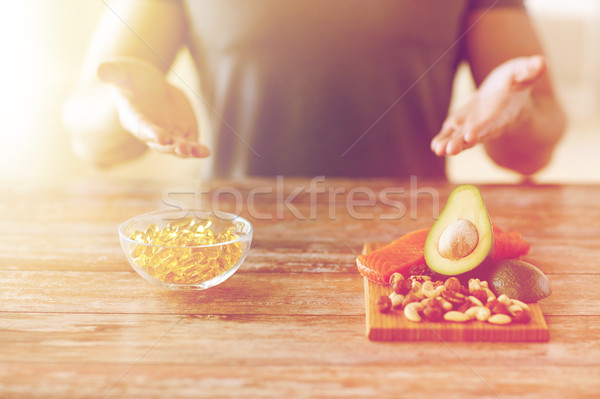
97, 56, 210, 158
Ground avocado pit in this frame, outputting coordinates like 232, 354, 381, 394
437, 219, 478, 260
424, 185, 493, 276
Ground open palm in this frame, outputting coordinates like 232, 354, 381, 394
431, 56, 547, 156
98, 56, 209, 158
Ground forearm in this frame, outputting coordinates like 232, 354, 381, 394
63, 0, 188, 167
465, 7, 566, 175
484, 94, 566, 175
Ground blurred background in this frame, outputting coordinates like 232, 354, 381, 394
0, 0, 598, 184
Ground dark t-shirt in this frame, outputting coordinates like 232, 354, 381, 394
183, 0, 523, 178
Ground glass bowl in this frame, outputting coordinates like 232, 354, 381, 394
119, 209, 253, 290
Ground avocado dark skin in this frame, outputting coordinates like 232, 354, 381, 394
484, 259, 552, 303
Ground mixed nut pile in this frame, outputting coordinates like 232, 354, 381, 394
376, 273, 532, 325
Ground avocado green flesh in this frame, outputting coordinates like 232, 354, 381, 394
487, 259, 552, 303
424, 185, 493, 276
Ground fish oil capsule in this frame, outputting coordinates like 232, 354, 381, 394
131, 244, 144, 259
145, 224, 159, 236
129, 217, 243, 285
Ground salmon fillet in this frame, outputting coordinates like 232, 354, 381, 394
357, 226, 530, 285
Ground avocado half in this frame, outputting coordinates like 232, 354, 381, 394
424, 185, 494, 276
486, 259, 552, 303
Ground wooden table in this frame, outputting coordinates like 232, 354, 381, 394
1, 178, 599, 398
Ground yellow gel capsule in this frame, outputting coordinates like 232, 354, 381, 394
131, 245, 144, 259
145, 224, 159, 235
128, 217, 242, 285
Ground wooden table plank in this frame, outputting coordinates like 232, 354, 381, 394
1, 362, 599, 399
7, 227, 598, 276
1, 271, 599, 316
1, 231, 598, 275
0, 272, 365, 316
0, 235, 360, 273
0, 235, 360, 274
2, 179, 600, 397
3, 313, 597, 366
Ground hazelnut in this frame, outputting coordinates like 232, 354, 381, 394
376, 295, 392, 313
422, 303, 443, 321
490, 301, 509, 315
486, 298, 499, 310
459, 285, 470, 297
393, 279, 412, 295
388, 273, 404, 287
511, 309, 532, 323
429, 297, 443, 309
471, 289, 488, 305
444, 277, 461, 292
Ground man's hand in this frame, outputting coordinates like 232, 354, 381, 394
97, 56, 210, 158
431, 55, 547, 157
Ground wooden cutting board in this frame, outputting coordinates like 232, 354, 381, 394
362, 242, 550, 342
